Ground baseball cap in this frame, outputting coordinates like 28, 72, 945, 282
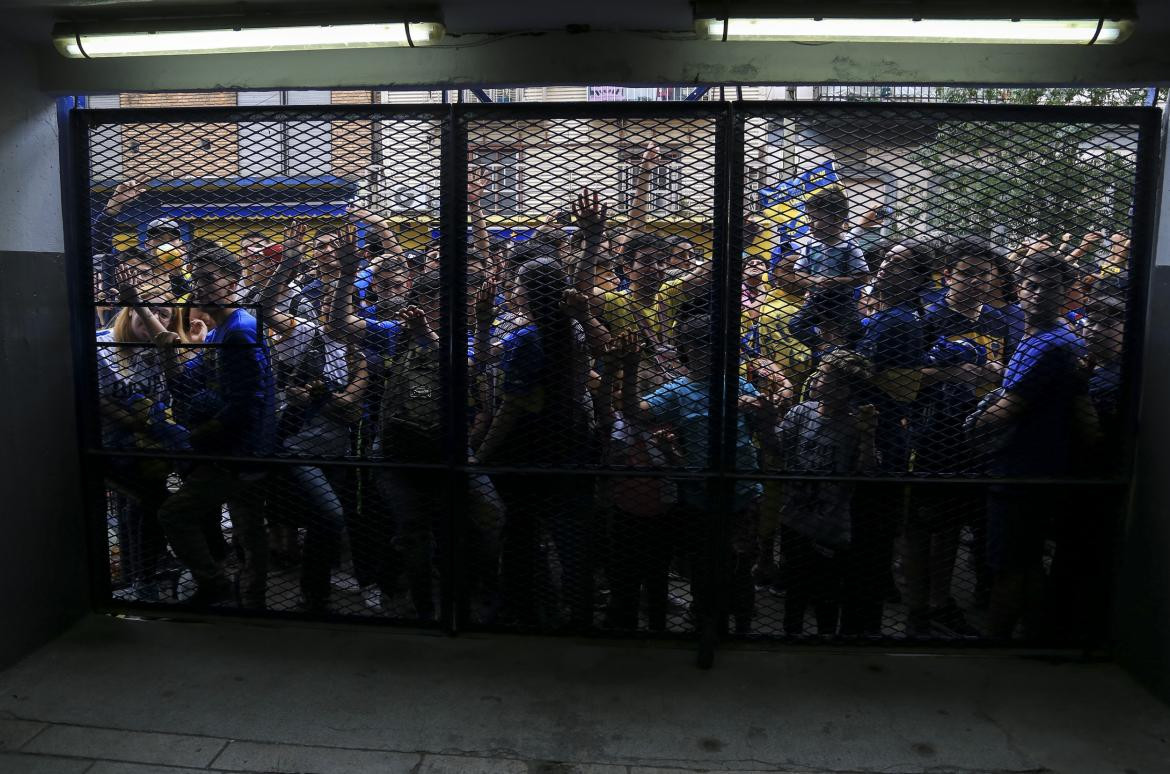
147, 217, 181, 237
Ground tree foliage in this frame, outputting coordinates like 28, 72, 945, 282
902, 88, 1154, 241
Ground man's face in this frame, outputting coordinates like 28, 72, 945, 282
1018, 272, 1066, 324
1086, 309, 1125, 363
373, 263, 410, 307
946, 257, 993, 307
130, 305, 172, 341
628, 247, 665, 289
191, 266, 239, 309
313, 233, 340, 271
147, 232, 181, 254
669, 244, 694, 272
808, 209, 847, 242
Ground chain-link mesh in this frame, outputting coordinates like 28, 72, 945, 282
79, 101, 1150, 649
731, 104, 1143, 642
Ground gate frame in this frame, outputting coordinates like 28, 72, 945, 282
63, 99, 1163, 665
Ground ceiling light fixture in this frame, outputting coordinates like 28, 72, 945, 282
54, 19, 444, 58
695, 17, 1133, 44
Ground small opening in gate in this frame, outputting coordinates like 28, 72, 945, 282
198, 139, 212, 151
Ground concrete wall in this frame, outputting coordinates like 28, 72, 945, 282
1114, 106, 1170, 704
1117, 269, 1170, 704
0, 43, 87, 668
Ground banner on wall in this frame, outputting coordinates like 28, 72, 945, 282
587, 86, 625, 102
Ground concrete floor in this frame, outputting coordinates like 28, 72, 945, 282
0, 616, 1168, 774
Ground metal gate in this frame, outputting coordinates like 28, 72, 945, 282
65, 99, 1159, 660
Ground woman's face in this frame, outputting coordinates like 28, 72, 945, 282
743, 257, 767, 289
129, 306, 172, 342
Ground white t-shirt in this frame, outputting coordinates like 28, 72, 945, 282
273, 318, 353, 456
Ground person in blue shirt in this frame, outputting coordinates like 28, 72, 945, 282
156, 245, 277, 609
982, 249, 1026, 360
905, 237, 1002, 638
973, 251, 1097, 639
856, 246, 929, 471
848, 244, 929, 635
1046, 286, 1127, 644
788, 188, 870, 352
620, 314, 768, 635
477, 253, 608, 629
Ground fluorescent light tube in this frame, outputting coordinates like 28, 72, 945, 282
697, 17, 1132, 44
55, 22, 444, 58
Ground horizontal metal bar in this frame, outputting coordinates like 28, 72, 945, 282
79, 104, 449, 126
81, 449, 1129, 487
78, 101, 1153, 142
732, 100, 1157, 125
93, 602, 444, 631
92, 302, 264, 310
456, 101, 728, 120
94, 340, 258, 349
85, 448, 451, 471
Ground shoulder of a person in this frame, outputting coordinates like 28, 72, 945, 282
96, 328, 115, 342
787, 400, 818, 421
367, 317, 402, 335
501, 324, 538, 349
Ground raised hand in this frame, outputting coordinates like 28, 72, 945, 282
105, 178, 148, 216
283, 220, 312, 249
615, 331, 644, 365
187, 317, 208, 343
468, 167, 488, 208
856, 403, 878, 433
639, 141, 661, 170
561, 288, 590, 319
474, 276, 498, 326
337, 223, 362, 275
572, 188, 608, 236
114, 262, 141, 306
402, 305, 428, 333
857, 205, 884, 230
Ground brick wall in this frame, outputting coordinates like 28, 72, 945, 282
119, 92, 240, 178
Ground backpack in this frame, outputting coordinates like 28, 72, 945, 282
380, 339, 443, 463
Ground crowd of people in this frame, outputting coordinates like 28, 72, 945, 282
92, 148, 1131, 640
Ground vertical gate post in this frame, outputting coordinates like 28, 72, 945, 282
60, 101, 111, 608
441, 104, 470, 633
698, 102, 742, 668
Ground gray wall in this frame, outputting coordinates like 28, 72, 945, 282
1117, 268, 1170, 703
0, 44, 87, 668
1115, 108, 1170, 703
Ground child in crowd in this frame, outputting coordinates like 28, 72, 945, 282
789, 188, 870, 352
778, 350, 876, 637
622, 315, 768, 634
